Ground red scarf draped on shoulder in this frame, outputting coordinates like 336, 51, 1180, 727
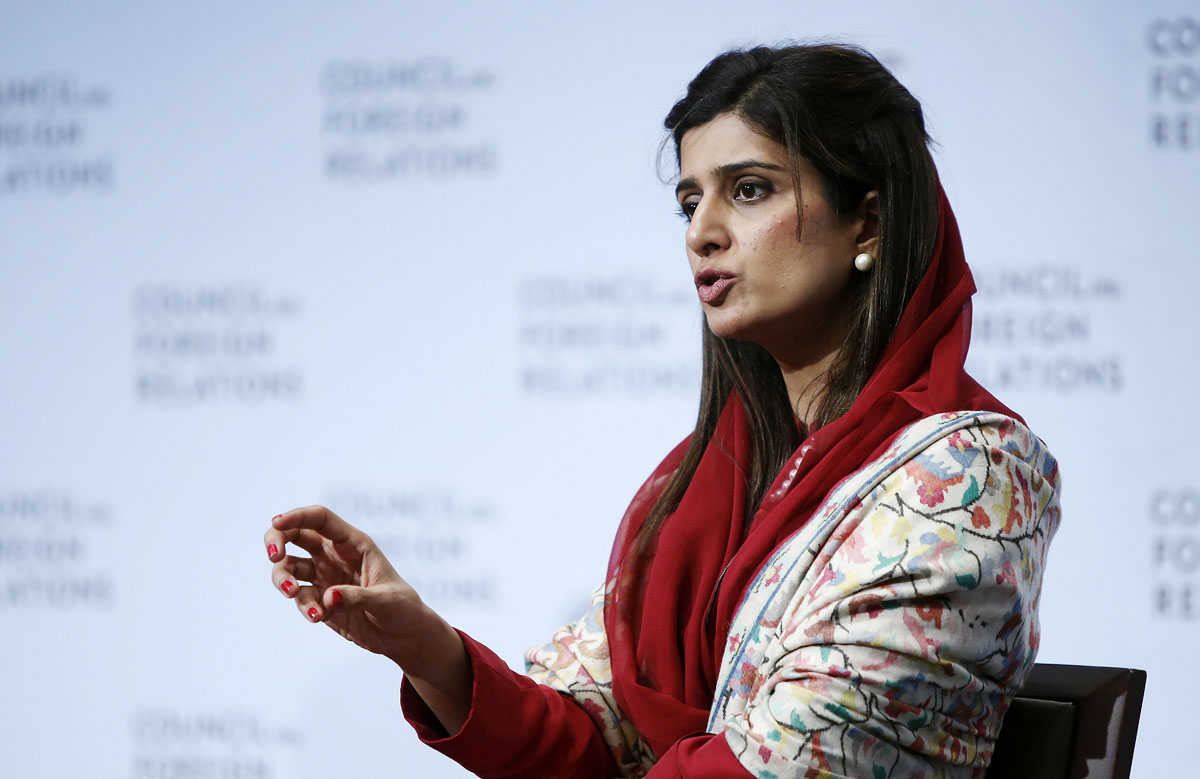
603, 185, 1020, 757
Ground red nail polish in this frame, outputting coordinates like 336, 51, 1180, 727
267, 543, 278, 559
330, 589, 342, 606
272, 514, 283, 520
281, 581, 295, 595
308, 607, 319, 621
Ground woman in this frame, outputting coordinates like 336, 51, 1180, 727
265, 44, 1060, 778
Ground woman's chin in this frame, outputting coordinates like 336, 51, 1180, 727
705, 308, 766, 340
705, 316, 745, 341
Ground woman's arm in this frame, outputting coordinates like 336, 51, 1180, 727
264, 506, 473, 731
525, 585, 655, 776
264, 506, 620, 778
403, 628, 622, 777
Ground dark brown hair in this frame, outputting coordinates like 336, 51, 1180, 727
642, 44, 939, 544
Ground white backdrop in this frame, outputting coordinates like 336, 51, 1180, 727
2, 2, 1197, 777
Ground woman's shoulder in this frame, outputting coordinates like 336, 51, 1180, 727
810, 409, 1063, 592
847, 409, 1062, 573
879, 411, 1060, 493
789, 411, 1060, 550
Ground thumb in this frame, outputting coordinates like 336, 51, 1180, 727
322, 583, 406, 613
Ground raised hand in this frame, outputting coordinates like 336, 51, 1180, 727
264, 505, 422, 661
264, 506, 472, 730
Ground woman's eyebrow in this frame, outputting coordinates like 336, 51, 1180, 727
675, 160, 786, 197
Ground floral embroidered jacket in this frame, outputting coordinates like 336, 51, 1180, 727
525, 411, 1061, 778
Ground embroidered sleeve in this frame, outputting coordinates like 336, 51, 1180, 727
525, 584, 654, 778
723, 420, 1061, 779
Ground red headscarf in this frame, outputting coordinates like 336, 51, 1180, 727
604, 185, 1019, 757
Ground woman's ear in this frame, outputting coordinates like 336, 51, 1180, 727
855, 191, 881, 256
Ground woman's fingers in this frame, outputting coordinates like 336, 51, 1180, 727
293, 584, 325, 623
321, 583, 390, 612
272, 506, 360, 546
266, 506, 372, 564
278, 527, 333, 557
264, 520, 287, 563
266, 506, 401, 624
265, 524, 342, 561
272, 555, 316, 596
264, 514, 328, 561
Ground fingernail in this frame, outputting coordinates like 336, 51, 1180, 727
267, 543, 278, 559
281, 581, 295, 595
308, 607, 319, 621
272, 513, 284, 520
330, 589, 342, 606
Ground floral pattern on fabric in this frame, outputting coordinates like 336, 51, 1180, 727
526, 584, 654, 777
525, 412, 1059, 779
715, 412, 1059, 779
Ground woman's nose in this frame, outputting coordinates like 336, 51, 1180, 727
685, 199, 731, 258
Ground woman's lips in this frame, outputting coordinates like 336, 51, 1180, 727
695, 269, 736, 304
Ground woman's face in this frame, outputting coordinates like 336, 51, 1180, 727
676, 113, 867, 367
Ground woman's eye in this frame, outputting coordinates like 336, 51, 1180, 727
734, 180, 769, 201
676, 200, 698, 221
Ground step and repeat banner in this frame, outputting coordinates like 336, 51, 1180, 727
2, 2, 1196, 777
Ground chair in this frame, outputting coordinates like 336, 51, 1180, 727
987, 664, 1147, 779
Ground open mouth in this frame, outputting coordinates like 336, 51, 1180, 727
694, 269, 736, 304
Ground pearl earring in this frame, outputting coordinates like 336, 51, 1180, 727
854, 252, 875, 272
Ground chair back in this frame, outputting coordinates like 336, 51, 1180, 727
987, 663, 1146, 779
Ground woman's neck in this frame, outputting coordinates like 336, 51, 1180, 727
764, 303, 854, 431
776, 355, 837, 430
